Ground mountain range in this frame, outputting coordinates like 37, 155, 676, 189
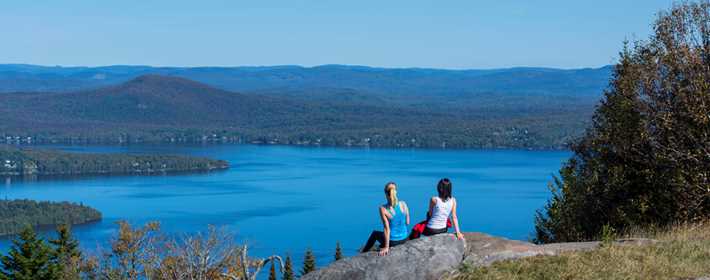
0, 64, 613, 149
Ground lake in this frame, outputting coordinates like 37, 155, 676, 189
0, 144, 568, 269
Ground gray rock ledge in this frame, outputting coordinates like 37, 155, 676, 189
302, 232, 657, 280
301, 234, 465, 280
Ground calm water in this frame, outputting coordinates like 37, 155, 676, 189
0, 145, 568, 268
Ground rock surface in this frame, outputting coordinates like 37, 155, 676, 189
462, 232, 657, 266
301, 234, 465, 280
303, 232, 658, 280
461, 232, 552, 266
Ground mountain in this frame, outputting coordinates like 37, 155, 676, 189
0, 75, 320, 131
0, 64, 612, 103
0, 74, 595, 149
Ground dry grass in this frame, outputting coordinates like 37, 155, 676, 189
453, 222, 710, 280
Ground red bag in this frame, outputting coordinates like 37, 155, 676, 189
408, 218, 452, 239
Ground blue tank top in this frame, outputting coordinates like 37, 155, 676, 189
387, 202, 408, 241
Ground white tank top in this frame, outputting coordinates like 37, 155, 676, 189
427, 197, 454, 229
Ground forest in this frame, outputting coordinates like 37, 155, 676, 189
0, 145, 229, 176
0, 73, 595, 149
0, 199, 101, 236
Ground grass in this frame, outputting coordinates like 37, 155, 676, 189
453, 222, 710, 280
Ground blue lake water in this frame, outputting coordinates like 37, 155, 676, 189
0, 144, 568, 269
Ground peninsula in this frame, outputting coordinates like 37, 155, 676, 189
0, 199, 102, 236
0, 145, 229, 177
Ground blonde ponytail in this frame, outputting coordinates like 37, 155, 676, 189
385, 182, 398, 207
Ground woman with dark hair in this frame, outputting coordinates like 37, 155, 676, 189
423, 178, 464, 240
360, 182, 410, 256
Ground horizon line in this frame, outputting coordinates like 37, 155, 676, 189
0, 62, 614, 72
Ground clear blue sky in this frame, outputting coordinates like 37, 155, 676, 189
0, 0, 675, 69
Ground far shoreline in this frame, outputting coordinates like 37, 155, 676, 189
0, 145, 230, 180
14, 142, 572, 154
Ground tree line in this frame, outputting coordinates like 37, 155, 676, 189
0, 146, 228, 176
0, 112, 586, 150
1, 222, 345, 280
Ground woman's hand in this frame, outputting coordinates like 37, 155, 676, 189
378, 247, 390, 256
456, 232, 465, 240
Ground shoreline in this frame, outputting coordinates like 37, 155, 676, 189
9, 142, 571, 153
0, 218, 103, 239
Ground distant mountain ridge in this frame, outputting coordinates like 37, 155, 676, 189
0, 73, 598, 149
0, 74, 314, 129
0, 64, 612, 102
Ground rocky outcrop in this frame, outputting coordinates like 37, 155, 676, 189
301, 234, 465, 280
460, 233, 657, 266
460, 232, 551, 267
302, 232, 657, 280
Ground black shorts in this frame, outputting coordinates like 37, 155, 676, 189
422, 227, 448, 236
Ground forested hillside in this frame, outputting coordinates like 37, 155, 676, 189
0, 74, 597, 149
0, 145, 228, 176
0, 199, 101, 236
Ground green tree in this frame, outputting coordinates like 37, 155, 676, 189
535, 1, 710, 243
282, 255, 294, 280
334, 242, 343, 261
301, 248, 316, 276
268, 260, 277, 280
49, 224, 82, 280
0, 226, 58, 280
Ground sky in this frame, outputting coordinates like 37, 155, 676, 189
0, 0, 676, 69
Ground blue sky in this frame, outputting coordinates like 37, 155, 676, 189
1, 0, 674, 69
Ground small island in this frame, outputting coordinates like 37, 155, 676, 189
0, 199, 102, 236
0, 145, 229, 176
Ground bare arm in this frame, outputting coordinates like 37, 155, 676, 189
427, 197, 436, 220
379, 206, 391, 252
402, 202, 410, 225
451, 198, 464, 240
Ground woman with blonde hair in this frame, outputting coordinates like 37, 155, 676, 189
360, 182, 410, 256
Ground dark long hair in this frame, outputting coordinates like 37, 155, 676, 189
437, 178, 452, 201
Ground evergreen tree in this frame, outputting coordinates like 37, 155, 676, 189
301, 248, 316, 276
334, 242, 343, 261
282, 255, 294, 280
0, 226, 58, 280
268, 260, 277, 280
535, 1, 710, 243
49, 224, 82, 280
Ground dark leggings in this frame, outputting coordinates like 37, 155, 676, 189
422, 227, 448, 236
361, 231, 407, 252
